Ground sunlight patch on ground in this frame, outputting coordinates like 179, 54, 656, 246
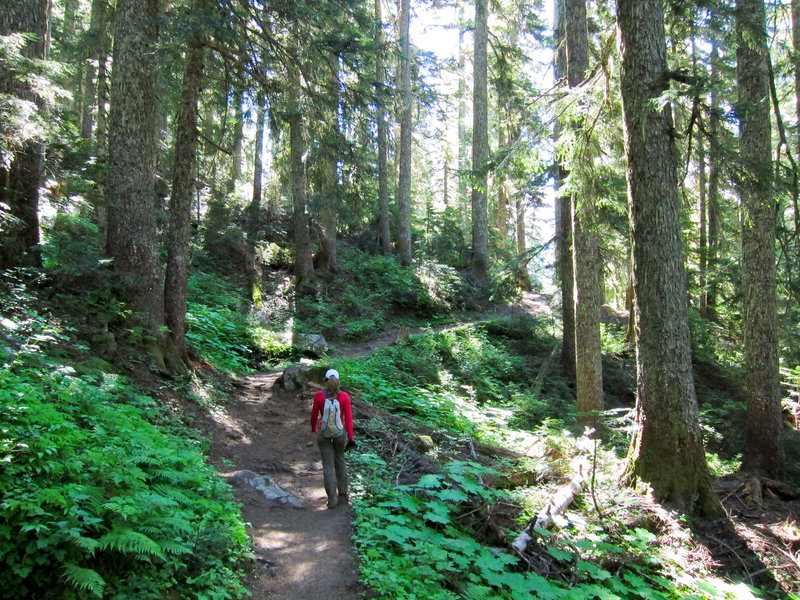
189, 374, 251, 445
449, 393, 541, 457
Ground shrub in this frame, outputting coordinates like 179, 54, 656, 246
0, 288, 250, 600
296, 248, 466, 341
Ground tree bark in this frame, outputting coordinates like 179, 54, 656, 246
396, 0, 413, 265
618, 0, 722, 517
106, 0, 167, 370
457, 7, 469, 236
471, 0, 489, 281
565, 0, 603, 427
165, 18, 205, 370
706, 42, 721, 321
697, 129, 708, 314
554, 0, 576, 381
231, 82, 245, 187
288, 67, 314, 287
515, 179, 531, 290
250, 94, 265, 239
80, 0, 106, 141
376, 0, 392, 254
497, 127, 508, 242
736, 0, 783, 479
318, 64, 340, 274
792, 1, 800, 231
0, 0, 48, 269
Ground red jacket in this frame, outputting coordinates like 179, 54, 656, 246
311, 390, 354, 441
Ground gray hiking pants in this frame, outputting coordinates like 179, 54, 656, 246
317, 433, 348, 508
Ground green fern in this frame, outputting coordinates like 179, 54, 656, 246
71, 535, 101, 554
100, 498, 143, 520
62, 563, 105, 598
157, 538, 193, 556
98, 526, 166, 560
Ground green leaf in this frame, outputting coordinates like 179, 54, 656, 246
576, 560, 611, 581
416, 474, 443, 489
71, 536, 101, 554
546, 545, 573, 562
695, 580, 724, 597
62, 563, 105, 597
439, 488, 469, 502
423, 510, 451, 524
98, 527, 165, 560
380, 524, 417, 544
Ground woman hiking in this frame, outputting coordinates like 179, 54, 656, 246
310, 369, 354, 509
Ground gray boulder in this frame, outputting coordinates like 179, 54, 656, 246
276, 364, 328, 391
222, 470, 304, 508
293, 333, 328, 356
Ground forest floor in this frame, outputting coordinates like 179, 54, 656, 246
207, 365, 363, 600
194, 292, 800, 599
198, 293, 552, 599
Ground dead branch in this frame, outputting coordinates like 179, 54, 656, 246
511, 460, 591, 555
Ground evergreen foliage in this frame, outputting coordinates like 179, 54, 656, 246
0, 281, 250, 599
3, 0, 800, 596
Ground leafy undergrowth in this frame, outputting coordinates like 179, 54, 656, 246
187, 271, 295, 373
328, 320, 799, 600
0, 282, 250, 600
295, 246, 468, 342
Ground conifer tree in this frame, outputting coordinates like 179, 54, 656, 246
106, 0, 170, 369
618, 0, 722, 517
565, 0, 603, 427
737, 0, 783, 478
471, 0, 490, 281
0, 0, 48, 269
396, 0, 413, 265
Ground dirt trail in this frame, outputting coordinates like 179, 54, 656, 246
207, 292, 553, 599
208, 370, 363, 600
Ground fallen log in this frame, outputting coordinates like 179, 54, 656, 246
511, 461, 590, 555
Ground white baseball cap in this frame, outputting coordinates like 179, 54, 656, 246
324, 368, 340, 381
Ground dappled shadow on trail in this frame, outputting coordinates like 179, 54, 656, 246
200, 291, 557, 599
205, 370, 363, 600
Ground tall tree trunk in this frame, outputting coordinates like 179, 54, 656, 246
376, 0, 392, 254
618, 0, 722, 517
697, 129, 708, 314
245, 94, 266, 309
554, 0, 576, 380
250, 94, 265, 238
792, 1, 800, 229
289, 67, 314, 287
318, 64, 340, 274
63, 0, 78, 43
0, 0, 47, 269
736, 0, 783, 479
624, 254, 635, 344
471, 0, 489, 281
515, 177, 531, 290
95, 37, 109, 157
106, 0, 167, 370
706, 42, 721, 321
497, 127, 508, 242
93, 0, 111, 254
164, 18, 204, 370
396, 0, 413, 265
565, 0, 603, 427
457, 6, 469, 236
80, 0, 105, 140
231, 82, 245, 187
